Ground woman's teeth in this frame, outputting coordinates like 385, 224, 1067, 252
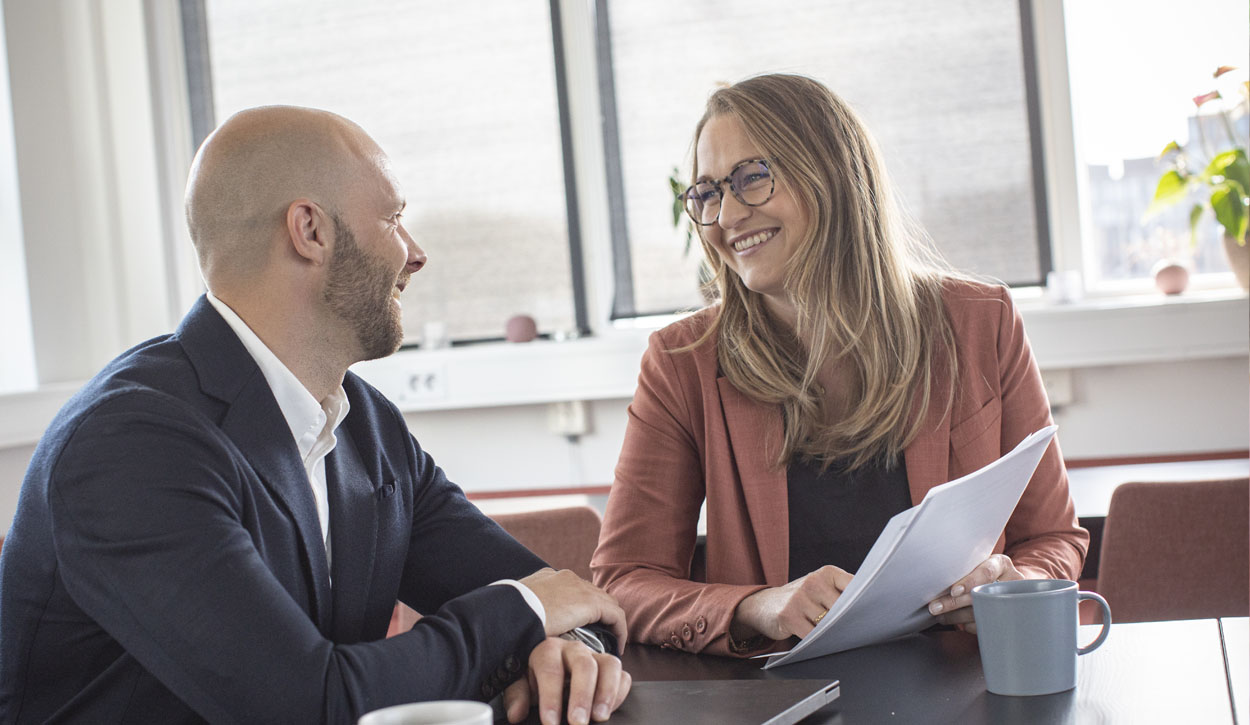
733, 229, 776, 252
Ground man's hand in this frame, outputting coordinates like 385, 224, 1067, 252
927, 553, 1024, 633
519, 568, 627, 648
730, 565, 853, 642
501, 637, 632, 725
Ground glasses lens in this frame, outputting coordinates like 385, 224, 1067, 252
732, 161, 774, 206
686, 182, 721, 225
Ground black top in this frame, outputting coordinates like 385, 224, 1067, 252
787, 454, 912, 580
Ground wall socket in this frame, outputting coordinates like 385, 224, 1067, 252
396, 362, 447, 403
548, 400, 591, 436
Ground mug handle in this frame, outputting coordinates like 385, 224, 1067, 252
1077, 590, 1112, 655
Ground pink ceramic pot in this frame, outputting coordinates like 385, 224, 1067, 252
1152, 260, 1189, 295
505, 314, 538, 342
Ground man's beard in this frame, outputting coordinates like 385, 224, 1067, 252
323, 215, 405, 361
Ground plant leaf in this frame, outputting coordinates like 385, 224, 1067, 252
1211, 181, 1249, 241
1189, 203, 1205, 247
1157, 140, 1183, 159
1219, 149, 1250, 200
1193, 90, 1222, 108
1146, 169, 1190, 217
1201, 148, 1249, 185
669, 168, 686, 229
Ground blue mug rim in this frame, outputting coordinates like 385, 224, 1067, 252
971, 578, 1078, 599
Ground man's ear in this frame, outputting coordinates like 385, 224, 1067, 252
286, 199, 332, 265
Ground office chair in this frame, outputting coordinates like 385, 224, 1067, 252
488, 505, 603, 580
387, 505, 604, 637
1097, 477, 1249, 623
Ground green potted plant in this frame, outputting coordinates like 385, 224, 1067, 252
1147, 65, 1249, 290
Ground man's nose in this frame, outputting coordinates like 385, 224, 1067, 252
401, 224, 426, 272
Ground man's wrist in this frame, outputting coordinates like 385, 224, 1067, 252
561, 625, 618, 656
490, 579, 546, 629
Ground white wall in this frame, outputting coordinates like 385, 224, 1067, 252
1, 353, 1247, 533
398, 355, 1250, 495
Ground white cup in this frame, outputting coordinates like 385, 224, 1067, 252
422, 321, 450, 349
357, 700, 492, 725
1045, 270, 1084, 304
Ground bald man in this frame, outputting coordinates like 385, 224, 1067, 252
0, 107, 630, 725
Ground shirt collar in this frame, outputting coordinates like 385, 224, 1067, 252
206, 293, 349, 457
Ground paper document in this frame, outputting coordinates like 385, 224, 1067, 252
762, 425, 1058, 668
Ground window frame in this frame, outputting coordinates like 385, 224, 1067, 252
178, 0, 594, 344
593, 0, 1056, 320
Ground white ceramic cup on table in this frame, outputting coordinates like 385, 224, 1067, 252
357, 700, 492, 725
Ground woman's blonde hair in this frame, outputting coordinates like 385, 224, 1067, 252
686, 73, 958, 471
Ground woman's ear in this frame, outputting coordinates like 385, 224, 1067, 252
286, 198, 332, 265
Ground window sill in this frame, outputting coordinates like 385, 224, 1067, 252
1013, 287, 1248, 368
354, 287, 1247, 413
0, 289, 1245, 447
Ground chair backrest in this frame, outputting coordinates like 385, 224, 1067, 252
1097, 477, 1249, 623
489, 506, 602, 580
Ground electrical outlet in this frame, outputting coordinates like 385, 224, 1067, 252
548, 400, 591, 436
396, 363, 447, 403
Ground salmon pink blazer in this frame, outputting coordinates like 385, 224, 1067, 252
591, 280, 1088, 656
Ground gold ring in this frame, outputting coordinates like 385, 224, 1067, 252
812, 609, 828, 625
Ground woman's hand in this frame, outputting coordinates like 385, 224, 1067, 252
927, 554, 1024, 633
731, 565, 853, 642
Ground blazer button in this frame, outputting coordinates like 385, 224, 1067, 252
481, 682, 495, 699
669, 634, 682, 648
377, 481, 396, 499
504, 654, 520, 673
682, 624, 693, 641
695, 616, 707, 633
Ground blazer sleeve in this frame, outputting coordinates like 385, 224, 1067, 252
47, 390, 545, 725
592, 330, 768, 657
992, 288, 1090, 579
394, 431, 549, 612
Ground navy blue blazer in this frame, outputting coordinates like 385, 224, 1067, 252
0, 297, 548, 723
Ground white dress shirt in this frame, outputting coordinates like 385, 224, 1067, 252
204, 294, 545, 626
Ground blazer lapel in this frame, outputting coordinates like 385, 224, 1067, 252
326, 428, 378, 643
219, 376, 334, 631
717, 378, 789, 586
179, 296, 333, 631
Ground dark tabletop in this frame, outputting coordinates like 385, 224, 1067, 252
618, 618, 1238, 724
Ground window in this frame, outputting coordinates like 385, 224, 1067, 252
1063, 0, 1248, 288
180, 0, 1246, 347
188, 0, 586, 344
0, 6, 36, 394
597, 0, 1051, 317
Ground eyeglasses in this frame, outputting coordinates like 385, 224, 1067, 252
682, 158, 776, 226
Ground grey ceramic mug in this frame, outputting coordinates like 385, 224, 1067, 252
971, 579, 1111, 696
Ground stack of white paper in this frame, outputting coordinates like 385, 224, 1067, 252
762, 425, 1058, 668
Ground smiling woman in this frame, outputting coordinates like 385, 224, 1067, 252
591, 74, 1089, 657
689, 119, 808, 306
